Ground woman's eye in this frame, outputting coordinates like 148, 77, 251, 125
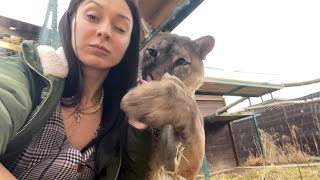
146, 48, 158, 57
174, 58, 189, 66
115, 27, 125, 33
87, 14, 98, 21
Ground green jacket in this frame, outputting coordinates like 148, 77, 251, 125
0, 41, 151, 179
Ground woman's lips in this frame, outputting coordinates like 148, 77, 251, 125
88, 44, 110, 55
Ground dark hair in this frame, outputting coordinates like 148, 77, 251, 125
58, 0, 140, 130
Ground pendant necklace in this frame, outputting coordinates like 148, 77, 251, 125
74, 89, 104, 123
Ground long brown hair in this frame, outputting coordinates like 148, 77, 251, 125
59, 0, 140, 115
58, 0, 141, 145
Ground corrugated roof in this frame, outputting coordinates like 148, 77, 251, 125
197, 77, 284, 97
137, 0, 204, 47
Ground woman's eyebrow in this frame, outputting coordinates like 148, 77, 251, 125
84, 0, 131, 23
85, 0, 103, 9
117, 14, 131, 24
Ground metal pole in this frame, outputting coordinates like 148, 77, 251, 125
270, 92, 274, 99
248, 98, 265, 159
202, 153, 210, 180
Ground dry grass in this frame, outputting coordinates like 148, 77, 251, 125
210, 165, 320, 180
245, 126, 320, 166
208, 105, 320, 180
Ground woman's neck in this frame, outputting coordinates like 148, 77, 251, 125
80, 67, 109, 107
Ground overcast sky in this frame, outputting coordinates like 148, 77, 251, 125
1, 0, 320, 110
174, 0, 320, 79
171, 0, 320, 110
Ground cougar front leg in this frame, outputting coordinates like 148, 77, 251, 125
147, 126, 177, 180
176, 113, 205, 180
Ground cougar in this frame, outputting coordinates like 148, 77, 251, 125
121, 32, 215, 180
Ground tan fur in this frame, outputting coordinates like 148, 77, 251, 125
121, 32, 215, 180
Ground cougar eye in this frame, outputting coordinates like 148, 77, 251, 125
174, 58, 189, 66
146, 48, 158, 57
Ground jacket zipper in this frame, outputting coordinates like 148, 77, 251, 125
16, 60, 53, 135
114, 148, 122, 180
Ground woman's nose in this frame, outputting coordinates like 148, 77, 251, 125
97, 24, 112, 39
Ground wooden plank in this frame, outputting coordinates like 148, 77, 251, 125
138, 0, 180, 27
196, 95, 224, 101
0, 41, 19, 51
229, 122, 240, 166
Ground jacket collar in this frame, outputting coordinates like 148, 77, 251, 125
20, 40, 68, 78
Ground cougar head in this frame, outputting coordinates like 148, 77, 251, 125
140, 32, 215, 96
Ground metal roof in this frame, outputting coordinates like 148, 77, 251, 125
197, 77, 284, 97
137, 0, 204, 47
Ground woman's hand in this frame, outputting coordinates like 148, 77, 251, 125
127, 79, 148, 129
128, 117, 148, 129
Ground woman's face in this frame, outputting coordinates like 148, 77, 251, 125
71, 0, 133, 70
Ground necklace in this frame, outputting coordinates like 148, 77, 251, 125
74, 89, 104, 123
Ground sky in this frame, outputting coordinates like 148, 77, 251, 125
173, 0, 320, 111
1, 0, 319, 111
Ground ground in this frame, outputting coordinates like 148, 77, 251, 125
205, 163, 320, 180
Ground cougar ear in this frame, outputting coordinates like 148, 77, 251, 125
194, 35, 215, 60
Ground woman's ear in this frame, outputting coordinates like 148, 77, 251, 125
194, 35, 215, 60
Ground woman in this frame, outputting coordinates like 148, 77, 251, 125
0, 0, 151, 179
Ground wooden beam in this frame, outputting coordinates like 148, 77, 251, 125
0, 41, 20, 51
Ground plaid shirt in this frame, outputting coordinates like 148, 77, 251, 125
10, 103, 97, 179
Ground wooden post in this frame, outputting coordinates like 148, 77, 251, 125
229, 122, 240, 166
